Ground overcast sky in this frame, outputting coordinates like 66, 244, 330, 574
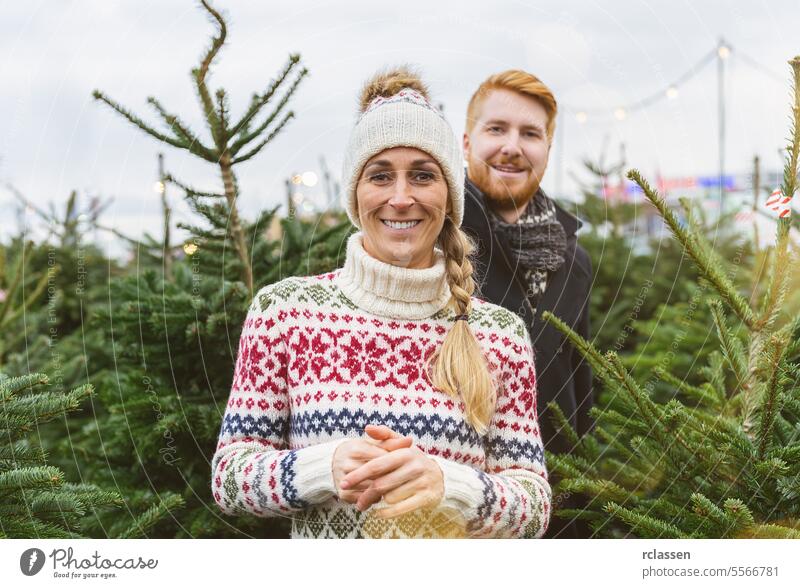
1, 0, 797, 253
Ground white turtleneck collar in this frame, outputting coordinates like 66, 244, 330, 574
335, 232, 452, 320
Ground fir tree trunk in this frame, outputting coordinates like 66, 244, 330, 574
219, 152, 253, 293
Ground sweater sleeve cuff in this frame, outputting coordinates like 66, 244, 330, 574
430, 455, 487, 514
293, 438, 349, 504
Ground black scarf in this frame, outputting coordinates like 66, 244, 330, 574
488, 190, 567, 304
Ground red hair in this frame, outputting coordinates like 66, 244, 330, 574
466, 70, 558, 141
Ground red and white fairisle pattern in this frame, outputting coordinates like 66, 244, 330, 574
211, 272, 551, 538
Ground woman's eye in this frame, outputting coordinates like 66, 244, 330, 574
369, 172, 392, 182
413, 171, 435, 182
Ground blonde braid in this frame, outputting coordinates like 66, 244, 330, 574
429, 218, 497, 434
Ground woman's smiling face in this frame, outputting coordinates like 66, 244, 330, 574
356, 146, 449, 269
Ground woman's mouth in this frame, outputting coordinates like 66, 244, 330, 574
381, 219, 422, 231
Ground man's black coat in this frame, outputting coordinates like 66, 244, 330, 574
461, 178, 594, 457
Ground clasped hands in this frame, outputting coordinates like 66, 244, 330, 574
331, 424, 444, 519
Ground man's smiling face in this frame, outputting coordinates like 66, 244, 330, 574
464, 88, 552, 218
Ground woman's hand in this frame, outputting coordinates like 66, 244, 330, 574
340, 425, 444, 519
332, 427, 412, 504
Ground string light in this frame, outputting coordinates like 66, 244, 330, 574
563, 39, 787, 123
301, 171, 318, 187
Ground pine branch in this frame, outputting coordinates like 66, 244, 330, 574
145, 97, 215, 161
164, 174, 225, 198
92, 91, 189, 151
657, 369, 723, 409
594, 426, 637, 463
232, 111, 294, 164
723, 498, 755, 528
560, 477, 633, 507
546, 453, 586, 480
0, 466, 63, 493
230, 67, 307, 155
5, 385, 93, 426
61, 483, 123, 510
737, 523, 800, 539
627, 169, 756, 328
215, 88, 229, 142
757, 335, 788, 460
541, 311, 614, 382
708, 300, 748, 387
690, 492, 738, 537
604, 502, 689, 538
0, 240, 32, 328
0, 440, 47, 466
604, 353, 670, 443
4, 267, 52, 326
229, 53, 302, 137
1, 373, 49, 396
756, 57, 800, 331
192, 0, 226, 146
545, 401, 582, 452
552, 508, 603, 522
115, 493, 185, 538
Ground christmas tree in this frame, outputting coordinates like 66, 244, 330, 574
73, 0, 352, 538
543, 56, 800, 538
92, 0, 308, 293
0, 372, 185, 538
569, 149, 751, 356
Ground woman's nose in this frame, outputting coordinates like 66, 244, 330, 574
388, 177, 414, 209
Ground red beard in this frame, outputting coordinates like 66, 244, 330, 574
467, 154, 540, 217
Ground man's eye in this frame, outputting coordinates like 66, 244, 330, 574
488, 126, 503, 133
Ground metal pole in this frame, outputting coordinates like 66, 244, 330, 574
158, 152, 172, 277
285, 176, 295, 219
718, 38, 727, 210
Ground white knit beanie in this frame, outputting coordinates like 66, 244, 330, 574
340, 68, 464, 229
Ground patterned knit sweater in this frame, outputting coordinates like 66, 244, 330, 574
211, 232, 551, 538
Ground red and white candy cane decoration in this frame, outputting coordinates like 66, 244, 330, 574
765, 187, 793, 219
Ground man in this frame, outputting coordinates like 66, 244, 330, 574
460, 70, 593, 538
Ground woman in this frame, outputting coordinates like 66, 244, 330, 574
211, 67, 551, 538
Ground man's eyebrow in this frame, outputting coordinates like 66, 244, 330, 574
522, 123, 546, 132
483, 119, 545, 132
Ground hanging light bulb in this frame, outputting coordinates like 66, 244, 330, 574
153, 181, 165, 194
575, 111, 587, 123
666, 86, 678, 99
717, 44, 730, 59
301, 171, 318, 187
614, 107, 627, 121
